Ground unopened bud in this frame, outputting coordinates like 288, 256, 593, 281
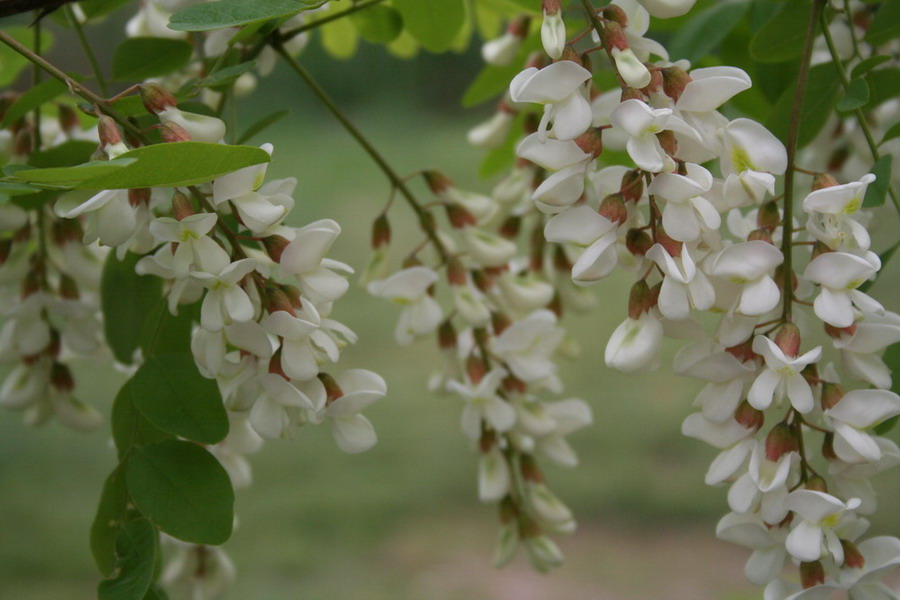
601, 4, 628, 27
620, 169, 644, 202
734, 400, 764, 432
479, 429, 498, 453
21, 267, 41, 298
599, 192, 628, 225
810, 241, 831, 262
757, 200, 781, 230
840, 539, 865, 569
58, 104, 79, 132
50, 362, 75, 392
447, 256, 467, 286
519, 454, 543, 483
655, 228, 681, 257
492, 311, 512, 336
445, 203, 476, 229
773, 264, 798, 295
466, 354, 487, 383
641, 69, 663, 94
552, 245, 571, 272
52, 218, 82, 246
626, 228, 652, 257
499, 215, 521, 239
656, 130, 678, 158
171, 191, 194, 221
160, 121, 192, 143
765, 423, 799, 462
265, 287, 297, 316
438, 319, 457, 349
318, 372, 343, 404
139, 82, 177, 115
824, 322, 856, 340
628, 279, 653, 319
14, 127, 32, 155
499, 497, 518, 524
281, 284, 302, 310
263, 235, 290, 263
542, 0, 560, 14
806, 475, 828, 493
503, 374, 527, 395
604, 20, 629, 51
746, 228, 774, 244
820, 382, 845, 411
558, 46, 583, 67
811, 172, 840, 191
128, 188, 151, 208
620, 87, 644, 102
800, 561, 825, 589
59, 274, 79, 300
371, 213, 391, 249
13, 222, 31, 244
548, 291, 563, 318
423, 169, 453, 195
574, 127, 603, 158
661, 66, 692, 103
508, 15, 530, 38
775, 323, 801, 358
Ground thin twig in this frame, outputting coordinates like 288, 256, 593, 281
66, 4, 108, 97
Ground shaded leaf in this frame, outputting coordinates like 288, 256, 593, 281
1, 78, 67, 128
858, 240, 899, 293
851, 55, 891, 78
881, 121, 900, 146
130, 353, 227, 445
0, 26, 54, 87
11, 158, 135, 187
351, 5, 403, 44
835, 77, 870, 112
668, 1, 750, 64
766, 63, 840, 148
97, 519, 158, 600
29, 140, 98, 168
237, 109, 289, 144
394, 0, 466, 53
112, 38, 193, 81
462, 62, 522, 107
862, 154, 892, 208
90, 466, 129, 577
125, 440, 234, 545
866, 67, 900, 108
140, 299, 195, 358
169, 0, 315, 31
111, 380, 173, 459
866, 0, 900, 46
197, 61, 257, 90
750, 0, 813, 63
101, 251, 163, 364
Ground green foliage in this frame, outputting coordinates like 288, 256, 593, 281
851, 55, 891, 79
130, 353, 228, 445
463, 62, 522, 107
125, 440, 234, 545
111, 380, 174, 459
835, 77, 870, 113
79, 0, 134, 20
193, 61, 258, 91
90, 467, 129, 577
862, 154, 892, 208
393, 0, 466, 53
168, 0, 323, 32
351, 5, 404, 44
140, 300, 195, 358
0, 78, 67, 128
766, 63, 840, 149
866, 67, 900, 108
14, 143, 271, 190
101, 252, 164, 365
866, 0, 900, 46
237, 109, 290, 144
97, 519, 159, 600
29, 141, 98, 168
0, 26, 54, 87
881, 121, 900, 146
668, 1, 750, 64
749, 0, 813, 63
111, 38, 193, 81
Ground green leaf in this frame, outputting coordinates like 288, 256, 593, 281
462, 62, 521, 107
862, 154, 892, 208
80, 0, 134, 20
111, 380, 173, 459
881, 121, 900, 146
90, 467, 129, 577
125, 440, 234, 545
18, 143, 270, 190
142, 585, 169, 600
749, 0, 813, 63
1, 78, 68, 128
850, 55, 891, 79
866, 67, 900, 108
394, 0, 466, 53
168, 0, 313, 31
197, 61, 257, 90
0, 26, 54, 87
0, 180, 43, 196
101, 251, 163, 364
112, 38, 193, 82
130, 353, 227, 445
320, 4, 360, 59
866, 0, 900, 46
237, 110, 289, 144
11, 158, 136, 187
140, 299, 195, 358
478, 112, 524, 178
351, 5, 404, 43
835, 77, 870, 112
858, 240, 899, 294
97, 519, 159, 600
766, 63, 840, 149
29, 141, 99, 168
668, 1, 751, 63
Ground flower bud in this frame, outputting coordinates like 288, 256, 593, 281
499, 496, 518, 524
602, 4, 628, 27
840, 539, 865, 569
641, 69, 663, 95
604, 20, 629, 51
599, 192, 628, 225
725, 339, 756, 362
519, 454, 543, 483
171, 191, 194, 221
655, 228, 681, 257
773, 264, 798, 295
265, 287, 296, 316
774, 323, 801, 358
811, 172, 839, 191
499, 215, 521, 239
627, 279, 653, 319
548, 291, 563, 318
800, 561, 825, 589
423, 169, 453, 195
58, 104, 79, 133
661, 66, 692, 103
765, 422, 799, 462
820, 381, 845, 411
466, 354, 487, 384
52, 218, 82, 246
746, 228, 774, 244
503, 374, 528, 396
318, 372, 343, 405
620, 87, 644, 102
805, 475, 828, 493
626, 228, 652, 257
574, 127, 604, 158
128, 188, 151, 208
541, 0, 565, 59
370, 213, 391, 249
491, 311, 512, 336
479, 429, 498, 453
757, 200, 781, 230
445, 204, 476, 229
822, 432, 838, 461
50, 362, 75, 392
620, 169, 644, 202
823, 322, 856, 340
160, 121, 192, 143
140, 82, 177, 115
734, 400, 764, 432
656, 130, 677, 158
559, 45, 583, 67
59, 273, 79, 300
810, 241, 831, 262
437, 319, 457, 350
446, 256, 467, 286
281, 284, 302, 311
801, 362, 819, 387
552, 244, 571, 273
263, 235, 290, 263
13, 222, 30, 244
14, 127, 32, 156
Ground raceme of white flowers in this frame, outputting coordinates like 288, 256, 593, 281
447, 0, 900, 594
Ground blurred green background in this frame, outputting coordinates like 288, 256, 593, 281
1, 4, 899, 599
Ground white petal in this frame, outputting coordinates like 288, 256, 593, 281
331, 414, 377, 453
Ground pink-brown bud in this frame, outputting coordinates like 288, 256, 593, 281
806, 475, 828, 493
50, 362, 75, 392
371, 213, 391, 249
810, 241, 832, 262
160, 121, 192, 143
139, 82, 177, 115
824, 322, 856, 340
800, 561, 825, 589
438, 319, 457, 350
541, 0, 561, 15
655, 228, 681, 257
841, 539, 866, 570
466, 354, 487, 384
627, 279, 653, 319
423, 169, 453, 195
265, 287, 297, 316
499, 497, 518, 524
822, 432, 838, 461
263, 235, 291, 263
472, 269, 492, 293
620, 87, 644, 102
171, 191, 194, 221
626, 228, 652, 257
13, 222, 31, 244
765, 423, 799, 462
59, 274, 79, 300
574, 127, 604, 158
641, 69, 663, 94
128, 188, 151, 208
734, 400, 764, 432
14, 127, 32, 156
552, 245, 571, 272
599, 192, 628, 225
757, 200, 781, 230
492, 311, 512, 336
479, 429, 498, 453
318, 372, 343, 405
446, 256, 467, 286
58, 104, 79, 132
268, 350, 288, 379
604, 20, 629, 51
499, 215, 522, 239
811, 172, 840, 191
503, 374, 528, 396
548, 291, 563, 318
775, 323, 801, 358
656, 130, 678, 158
558, 46, 583, 67
661, 66, 692, 103
820, 382, 845, 411
519, 453, 543, 483
747, 228, 775, 244
726, 339, 757, 363
601, 4, 628, 27
445, 203, 476, 229
620, 169, 644, 202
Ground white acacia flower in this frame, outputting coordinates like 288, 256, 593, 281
509, 61, 593, 141
280, 219, 352, 305
192, 258, 258, 332
605, 311, 663, 372
478, 446, 510, 502
646, 243, 715, 320
534, 398, 593, 467
467, 110, 515, 148
804, 252, 882, 328
367, 266, 442, 345
249, 373, 319, 440
541, 7, 566, 59
716, 512, 788, 586
191, 321, 272, 377
709, 240, 783, 317
803, 174, 875, 251
675, 67, 752, 114
262, 305, 326, 381
543, 205, 619, 285
482, 32, 522, 67
748, 335, 821, 413
157, 106, 226, 143
610, 99, 700, 172
496, 271, 555, 314
611, 47, 652, 89
832, 312, 900, 389
516, 132, 590, 171
317, 369, 386, 454
825, 389, 900, 464
0, 358, 50, 410
460, 228, 518, 268
648, 163, 721, 242
56, 189, 137, 247
447, 368, 516, 440
491, 309, 564, 383
637, 0, 697, 18
720, 118, 787, 206
148, 213, 225, 278
673, 340, 757, 422
785, 490, 862, 564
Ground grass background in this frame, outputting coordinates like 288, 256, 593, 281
1, 12, 899, 600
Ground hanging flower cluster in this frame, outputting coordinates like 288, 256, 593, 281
457, 0, 900, 593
